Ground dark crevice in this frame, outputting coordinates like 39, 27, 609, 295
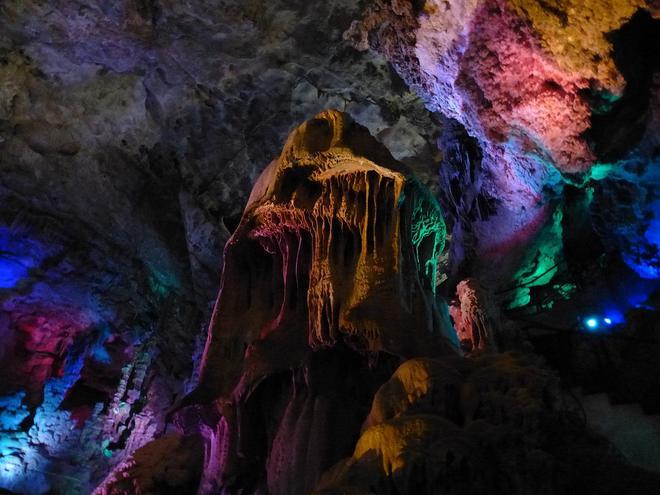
586, 9, 660, 162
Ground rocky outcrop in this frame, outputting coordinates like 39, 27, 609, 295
347, 0, 660, 282
94, 433, 204, 495
93, 109, 454, 495
449, 278, 499, 352
194, 110, 453, 403
1, 1, 658, 493
315, 353, 660, 495
188, 109, 455, 494
0, 2, 445, 493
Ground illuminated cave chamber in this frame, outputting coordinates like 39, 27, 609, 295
2, 1, 659, 493
96, 108, 660, 495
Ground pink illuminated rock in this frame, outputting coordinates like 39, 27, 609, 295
348, 0, 647, 174
345, 0, 653, 267
449, 278, 498, 352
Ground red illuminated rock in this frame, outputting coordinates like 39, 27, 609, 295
449, 278, 499, 352
347, 0, 650, 174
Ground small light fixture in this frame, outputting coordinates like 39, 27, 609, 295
603, 317, 612, 325
585, 318, 598, 330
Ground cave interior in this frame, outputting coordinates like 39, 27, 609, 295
0, 1, 659, 494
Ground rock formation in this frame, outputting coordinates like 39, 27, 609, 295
95, 109, 455, 494
95, 107, 660, 495
195, 109, 452, 401
186, 109, 454, 494
314, 353, 660, 495
0, 2, 446, 492
94, 110, 455, 494
347, 0, 660, 281
449, 278, 499, 352
1, 1, 658, 493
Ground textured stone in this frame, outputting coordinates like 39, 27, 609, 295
0, 1, 658, 493
314, 353, 660, 495
347, 0, 660, 281
0, 2, 444, 492
93, 434, 204, 495
194, 109, 453, 405
181, 110, 455, 494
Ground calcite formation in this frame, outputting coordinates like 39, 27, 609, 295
314, 354, 660, 494
348, 0, 654, 173
1, 1, 658, 493
194, 109, 452, 403
93, 434, 204, 495
96, 110, 454, 495
0, 2, 447, 492
347, 0, 660, 277
449, 278, 498, 352
184, 109, 454, 494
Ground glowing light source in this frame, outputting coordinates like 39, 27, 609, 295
603, 317, 612, 325
585, 318, 598, 330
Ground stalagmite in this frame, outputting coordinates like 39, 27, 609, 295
186, 109, 455, 494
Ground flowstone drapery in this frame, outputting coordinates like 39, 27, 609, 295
191, 109, 454, 494
195, 109, 452, 403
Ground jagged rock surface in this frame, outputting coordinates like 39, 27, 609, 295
188, 109, 454, 495
0, 1, 658, 493
348, 0, 660, 282
195, 110, 453, 404
314, 353, 660, 495
0, 2, 445, 493
94, 434, 204, 495
95, 109, 454, 495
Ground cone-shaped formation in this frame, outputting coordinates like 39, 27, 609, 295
195, 109, 452, 404
182, 109, 454, 494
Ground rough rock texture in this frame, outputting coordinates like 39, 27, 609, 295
194, 109, 453, 405
348, 0, 660, 282
185, 110, 455, 495
0, 1, 658, 493
449, 278, 499, 352
314, 354, 660, 495
0, 2, 445, 493
94, 434, 204, 495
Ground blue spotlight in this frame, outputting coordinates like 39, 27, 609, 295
603, 317, 612, 325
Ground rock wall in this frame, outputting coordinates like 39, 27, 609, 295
0, 2, 444, 493
348, 0, 659, 283
0, 1, 658, 493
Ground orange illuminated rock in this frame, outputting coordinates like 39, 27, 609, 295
181, 109, 456, 494
193, 109, 453, 405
